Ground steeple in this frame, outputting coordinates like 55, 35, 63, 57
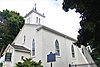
34, 3, 37, 11
24, 4, 45, 25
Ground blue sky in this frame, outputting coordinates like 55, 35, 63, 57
0, 0, 81, 39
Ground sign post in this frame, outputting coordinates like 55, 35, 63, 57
47, 52, 56, 67
51, 62, 52, 67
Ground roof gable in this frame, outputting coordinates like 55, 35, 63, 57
11, 44, 30, 52
24, 9, 45, 18
37, 25, 77, 41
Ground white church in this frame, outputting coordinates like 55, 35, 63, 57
1, 7, 96, 67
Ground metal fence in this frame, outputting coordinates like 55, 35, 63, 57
69, 63, 97, 67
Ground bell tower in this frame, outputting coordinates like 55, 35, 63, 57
24, 4, 45, 25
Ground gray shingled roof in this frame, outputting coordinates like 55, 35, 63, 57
11, 44, 30, 52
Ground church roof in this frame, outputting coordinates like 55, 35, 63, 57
36, 24, 77, 41
24, 24, 76, 41
23, 24, 76, 41
10, 44, 30, 52
24, 8, 45, 18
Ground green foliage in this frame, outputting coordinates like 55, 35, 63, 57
63, 0, 100, 66
0, 9, 24, 56
15, 58, 43, 67
0, 62, 3, 67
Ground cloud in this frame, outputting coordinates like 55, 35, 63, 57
0, 0, 81, 39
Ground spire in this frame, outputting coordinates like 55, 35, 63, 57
35, 3, 37, 11
32, 3, 37, 11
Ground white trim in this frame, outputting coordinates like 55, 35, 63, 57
3, 44, 14, 55
77, 47, 89, 64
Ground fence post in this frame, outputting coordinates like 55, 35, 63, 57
69, 64, 71, 67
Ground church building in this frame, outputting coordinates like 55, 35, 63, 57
1, 7, 96, 67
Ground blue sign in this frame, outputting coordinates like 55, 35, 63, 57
47, 52, 56, 62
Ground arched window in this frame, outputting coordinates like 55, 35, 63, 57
55, 40, 60, 56
71, 45, 75, 57
82, 48, 84, 55
36, 17, 38, 23
23, 35, 26, 43
32, 39, 35, 56
39, 18, 40, 23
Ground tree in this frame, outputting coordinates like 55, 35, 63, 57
62, 0, 100, 66
15, 58, 43, 67
0, 62, 3, 67
0, 9, 24, 56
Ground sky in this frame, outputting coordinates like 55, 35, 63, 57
0, 0, 81, 39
